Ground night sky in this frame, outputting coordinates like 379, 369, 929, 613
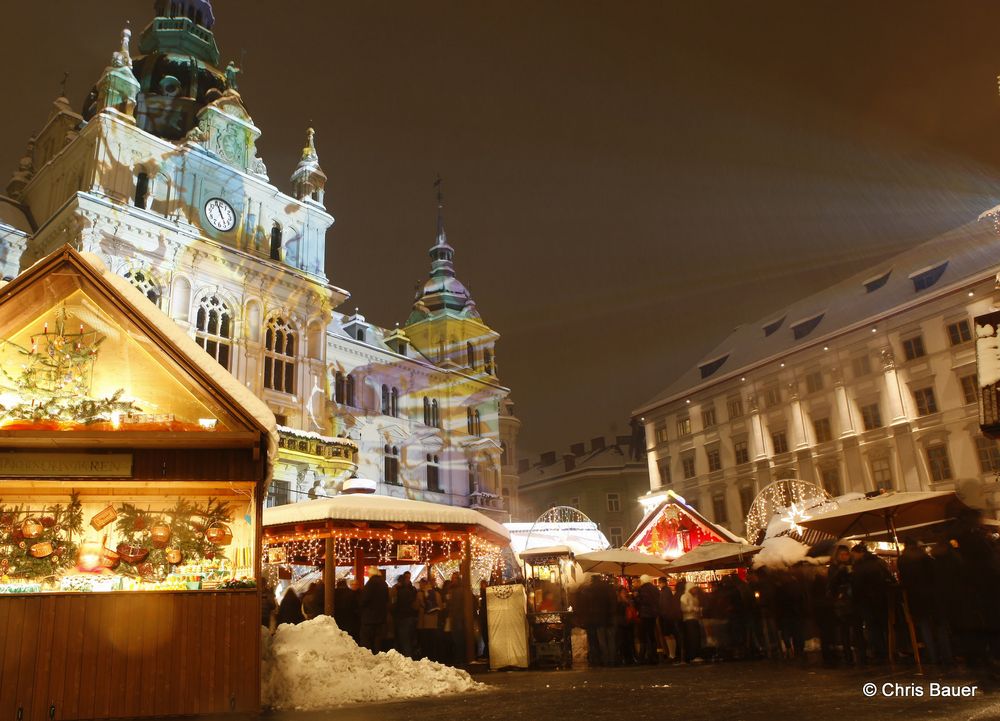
4, 1, 1000, 458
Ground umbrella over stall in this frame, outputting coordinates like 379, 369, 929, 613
662, 541, 762, 575
574, 549, 671, 577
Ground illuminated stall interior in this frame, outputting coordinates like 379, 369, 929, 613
0, 245, 275, 720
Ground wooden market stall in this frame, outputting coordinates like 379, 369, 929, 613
0, 246, 276, 720
262, 489, 511, 663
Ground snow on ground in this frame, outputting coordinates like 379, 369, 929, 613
262, 616, 485, 710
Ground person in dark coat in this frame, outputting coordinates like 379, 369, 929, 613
359, 570, 390, 651
276, 587, 305, 626
261, 580, 277, 630
392, 571, 419, 658
591, 575, 618, 666
658, 578, 683, 662
898, 538, 950, 665
635, 577, 660, 664
849, 543, 892, 664
301, 581, 325, 620
827, 545, 857, 665
333, 578, 360, 641
615, 586, 638, 665
478, 580, 490, 660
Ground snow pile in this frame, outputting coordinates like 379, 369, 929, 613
262, 616, 484, 710
753, 536, 810, 569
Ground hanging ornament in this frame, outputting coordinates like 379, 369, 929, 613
205, 523, 233, 546
90, 505, 117, 531
40, 516, 56, 528
21, 519, 43, 538
133, 513, 147, 532
165, 548, 182, 564
150, 523, 171, 548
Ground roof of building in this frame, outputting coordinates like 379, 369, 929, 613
519, 437, 647, 487
636, 213, 1000, 414
0, 195, 32, 234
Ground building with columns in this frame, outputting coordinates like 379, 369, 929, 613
635, 218, 1000, 538
0, 0, 519, 520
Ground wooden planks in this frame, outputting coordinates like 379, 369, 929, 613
0, 590, 260, 720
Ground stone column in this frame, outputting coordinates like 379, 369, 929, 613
789, 383, 809, 450
748, 394, 769, 461
881, 347, 908, 424
832, 367, 856, 437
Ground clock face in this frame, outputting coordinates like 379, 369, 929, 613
204, 197, 236, 232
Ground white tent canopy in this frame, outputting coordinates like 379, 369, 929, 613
263, 493, 510, 541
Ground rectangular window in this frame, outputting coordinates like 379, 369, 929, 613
947, 319, 972, 346
739, 485, 754, 517
606, 493, 621, 513
926, 445, 952, 482
852, 355, 871, 378
657, 457, 672, 485
976, 436, 1000, 474
771, 431, 788, 454
902, 335, 926, 361
913, 386, 938, 416
871, 457, 893, 491
961, 374, 979, 405
427, 461, 441, 493
813, 417, 833, 444
706, 447, 722, 472
682, 454, 696, 479
805, 370, 823, 394
677, 417, 692, 436
734, 440, 749, 465
712, 494, 728, 524
702, 405, 717, 429
608, 527, 623, 547
727, 397, 744, 420
655, 424, 668, 444
861, 402, 882, 431
385, 456, 400, 485
764, 387, 781, 408
820, 467, 841, 496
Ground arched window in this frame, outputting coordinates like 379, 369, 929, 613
484, 349, 494, 375
474, 410, 482, 437
467, 408, 474, 435
381, 385, 390, 415
431, 399, 440, 428
467, 342, 476, 369
334, 372, 346, 404
124, 269, 160, 306
269, 222, 282, 261
427, 454, 441, 492
390, 387, 399, 417
263, 317, 296, 393
423, 397, 431, 426
384, 445, 400, 485
134, 171, 150, 209
346, 374, 356, 407
195, 295, 232, 370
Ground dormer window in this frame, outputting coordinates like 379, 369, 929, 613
355, 327, 366, 343
792, 313, 824, 340
864, 270, 891, 293
699, 354, 729, 379
911, 262, 948, 292
763, 316, 785, 337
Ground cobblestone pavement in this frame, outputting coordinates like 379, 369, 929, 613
257, 662, 1000, 721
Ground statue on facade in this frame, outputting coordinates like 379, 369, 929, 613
225, 61, 241, 91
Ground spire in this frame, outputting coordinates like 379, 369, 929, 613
406, 175, 480, 323
290, 127, 327, 206
94, 25, 140, 120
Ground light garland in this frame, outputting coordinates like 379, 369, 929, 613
745, 479, 834, 545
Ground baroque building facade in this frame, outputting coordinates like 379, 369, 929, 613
0, 0, 519, 520
635, 218, 1000, 539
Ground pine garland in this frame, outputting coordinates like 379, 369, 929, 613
0, 492, 83, 579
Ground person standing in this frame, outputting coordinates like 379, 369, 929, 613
636, 576, 660, 664
827, 545, 856, 665
615, 586, 638, 665
447, 572, 469, 666
334, 578, 360, 642
276, 587, 305, 626
679, 580, 703, 663
392, 571, 419, 658
359, 569, 389, 652
417, 578, 443, 661
478, 579, 490, 660
849, 543, 892, 664
658, 577, 682, 662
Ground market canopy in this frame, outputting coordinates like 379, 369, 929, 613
798, 491, 968, 539
574, 549, 670, 577
663, 541, 762, 574
263, 493, 510, 546
518, 545, 576, 561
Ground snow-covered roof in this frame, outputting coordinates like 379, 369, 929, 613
636, 216, 1000, 413
263, 494, 510, 541
504, 521, 610, 554
79, 251, 279, 467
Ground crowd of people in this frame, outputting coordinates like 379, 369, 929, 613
572, 518, 1000, 671
263, 568, 491, 665
261, 513, 1000, 674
